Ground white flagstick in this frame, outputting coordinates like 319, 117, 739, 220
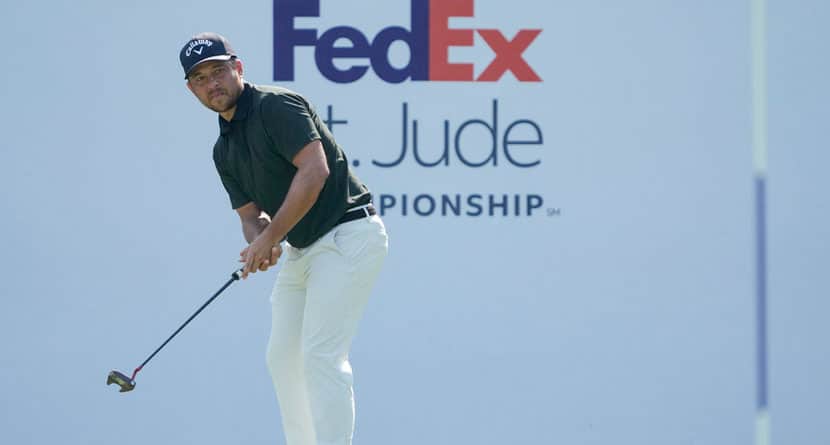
752, 0, 770, 444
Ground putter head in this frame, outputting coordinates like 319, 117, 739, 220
107, 370, 136, 393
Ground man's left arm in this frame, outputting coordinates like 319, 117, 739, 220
239, 139, 329, 278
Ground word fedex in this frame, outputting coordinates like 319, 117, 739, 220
274, 0, 542, 83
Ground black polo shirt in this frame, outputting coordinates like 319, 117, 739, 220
213, 83, 371, 248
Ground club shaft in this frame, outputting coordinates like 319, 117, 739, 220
136, 272, 240, 373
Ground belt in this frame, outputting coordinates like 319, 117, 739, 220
336, 204, 376, 225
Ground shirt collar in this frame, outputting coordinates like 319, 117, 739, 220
219, 82, 253, 135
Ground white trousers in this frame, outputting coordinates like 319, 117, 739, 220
266, 214, 388, 445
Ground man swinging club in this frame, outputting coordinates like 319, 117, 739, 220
180, 32, 388, 445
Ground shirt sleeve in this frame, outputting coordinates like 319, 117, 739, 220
260, 92, 321, 162
214, 153, 251, 210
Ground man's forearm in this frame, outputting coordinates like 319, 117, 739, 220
242, 216, 270, 244
261, 167, 327, 245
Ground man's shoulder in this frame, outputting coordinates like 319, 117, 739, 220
249, 83, 306, 104
212, 135, 226, 161
249, 83, 310, 116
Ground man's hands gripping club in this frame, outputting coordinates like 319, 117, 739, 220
240, 235, 282, 278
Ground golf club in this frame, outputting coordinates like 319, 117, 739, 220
107, 268, 243, 393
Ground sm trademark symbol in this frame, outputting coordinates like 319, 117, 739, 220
547, 208, 561, 217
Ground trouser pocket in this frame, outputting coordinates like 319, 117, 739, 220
332, 216, 388, 260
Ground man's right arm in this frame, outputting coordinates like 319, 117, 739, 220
236, 202, 270, 243
236, 202, 282, 273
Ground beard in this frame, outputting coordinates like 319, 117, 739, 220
203, 87, 240, 113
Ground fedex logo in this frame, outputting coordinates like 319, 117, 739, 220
273, 0, 542, 83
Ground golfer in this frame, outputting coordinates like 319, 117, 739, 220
180, 32, 388, 445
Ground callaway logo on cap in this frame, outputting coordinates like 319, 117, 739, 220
179, 32, 236, 79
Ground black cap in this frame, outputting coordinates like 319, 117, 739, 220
180, 32, 236, 79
